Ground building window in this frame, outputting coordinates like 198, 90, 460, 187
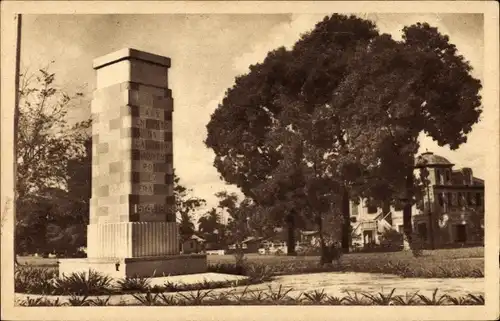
417, 223, 428, 241
455, 224, 467, 243
476, 193, 482, 207
467, 192, 473, 206
438, 193, 444, 207
365, 200, 377, 214
457, 192, 463, 206
435, 169, 441, 185
351, 202, 359, 216
447, 192, 453, 206
398, 225, 404, 233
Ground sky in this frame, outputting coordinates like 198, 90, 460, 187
20, 13, 485, 220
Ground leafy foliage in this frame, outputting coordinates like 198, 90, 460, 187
205, 14, 482, 256
198, 207, 226, 247
174, 173, 206, 242
14, 266, 58, 294
16, 64, 90, 199
116, 275, 152, 293
54, 270, 114, 295
17, 288, 485, 306
15, 65, 91, 257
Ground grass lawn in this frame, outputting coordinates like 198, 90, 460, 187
207, 247, 484, 278
208, 246, 484, 264
17, 246, 484, 278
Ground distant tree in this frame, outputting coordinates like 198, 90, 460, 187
173, 172, 206, 242
198, 207, 225, 246
16, 65, 90, 200
15, 65, 90, 258
178, 211, 195, 243
215, 192, 254, 250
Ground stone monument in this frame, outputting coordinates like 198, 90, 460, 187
58, 48, 207, 278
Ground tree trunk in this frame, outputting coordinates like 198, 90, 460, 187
316, 213, 332, 265
341, 186, 350, 254
403, 171, 414, 250
286, 211, 297, 256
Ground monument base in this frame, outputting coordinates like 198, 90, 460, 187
58, 254, 207, 279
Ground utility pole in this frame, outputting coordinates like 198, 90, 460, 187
13, 14, 22, 265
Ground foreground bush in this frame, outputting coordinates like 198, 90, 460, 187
15, 267, 263, 296
15, 266, 58, 295
17, 288, 485, 306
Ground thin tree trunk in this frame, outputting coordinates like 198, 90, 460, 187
341, 186, 350, 253
403, 171, 414, 250
286, 211, 296, 256
316, 213, 331, 264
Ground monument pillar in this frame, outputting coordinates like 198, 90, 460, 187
58, 48, 207, 278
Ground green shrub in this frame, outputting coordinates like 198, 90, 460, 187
66, 294, 92, 306
17, 288, 485, 306
116, 275, 151, 293
131, 291, 162, 306
208, 263, 246, 275
54, 269, 114, 295
17, 296, 63, 306
14, 266, 58, 295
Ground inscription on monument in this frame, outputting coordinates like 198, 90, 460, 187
132, 150, 171, 161
138, 107, 164, 120
136, 183, 154, 195
134, 203, 167, 214
132, 139, 171, 151
132, 118, 171, 130
132, 161, 171, 173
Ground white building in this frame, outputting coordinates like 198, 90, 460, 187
351, 152, 484, 248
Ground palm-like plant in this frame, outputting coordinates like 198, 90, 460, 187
417, 289, 450, 305
361, 288, 397, 305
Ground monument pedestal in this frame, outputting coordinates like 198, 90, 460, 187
59, 255, 207, 279
58, 48, 207, 279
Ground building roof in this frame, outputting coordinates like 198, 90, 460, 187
473, 177, 484, 186
415, 152, 454, 167
242, 236, 263, 243
300, 230, 319, 236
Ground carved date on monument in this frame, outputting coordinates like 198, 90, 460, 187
135, 203, 166, 214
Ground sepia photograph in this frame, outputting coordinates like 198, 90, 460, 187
1, 1, 499, 320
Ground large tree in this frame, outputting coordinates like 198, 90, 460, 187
16, 65, 90, 200
206, 15, 482, 256
15, 65, 91, 258
206, 15, 380, 257
333, 23, 482, 248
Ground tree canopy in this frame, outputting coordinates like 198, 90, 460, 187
174, 173, 206, 242
15, 66, 91, 257
205, 14, 482, 257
